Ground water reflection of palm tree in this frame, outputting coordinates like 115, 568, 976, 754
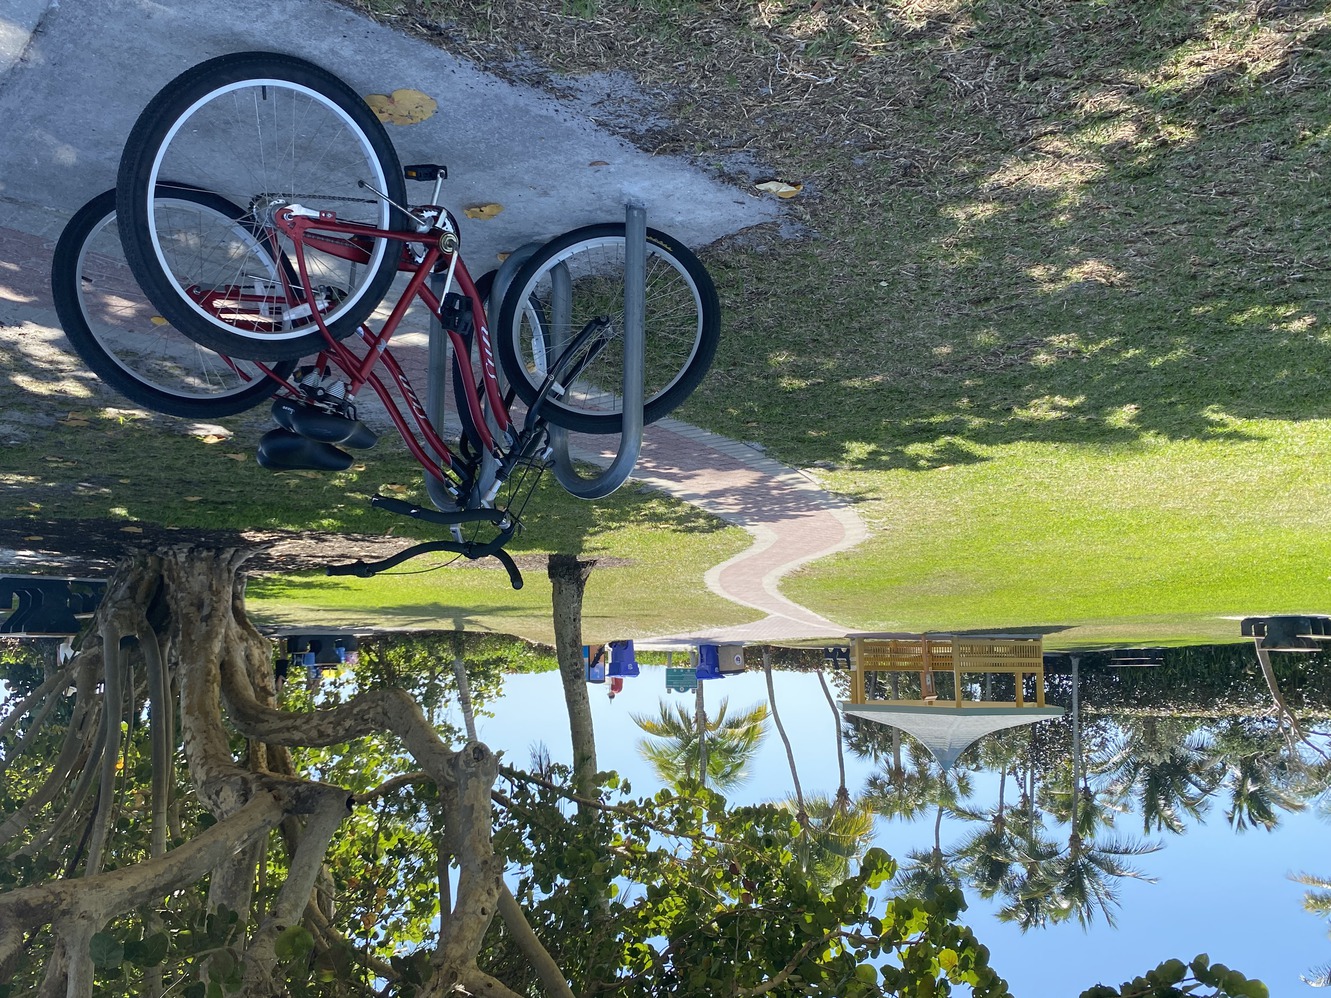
1291, 871, 1331, 987
999, 658, 1161, 930
994, 817, 1063, 931
1102, 716, 1220, 834
955, 761, 1024, 902
1208, 718, 1307, 832
631, 694, 769, 792
861, 735, 938, 823
882, 768, 977, 900
776, 792, 876, 888
1037, 830, 1161, 929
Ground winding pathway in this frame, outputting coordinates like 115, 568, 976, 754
569, 419, 868, 642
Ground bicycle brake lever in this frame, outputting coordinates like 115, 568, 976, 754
370, 494, 511, 529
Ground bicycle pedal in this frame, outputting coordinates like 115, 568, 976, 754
271, 399, 377, 449
256, 428, 354, 472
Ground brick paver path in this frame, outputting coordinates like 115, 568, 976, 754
567, 422, 867, 642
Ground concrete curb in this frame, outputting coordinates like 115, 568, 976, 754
0, 0, 55, 77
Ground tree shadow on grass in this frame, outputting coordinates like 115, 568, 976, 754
703, 10, 1331, 473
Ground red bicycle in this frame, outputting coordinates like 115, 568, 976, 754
96, 52, 721, 585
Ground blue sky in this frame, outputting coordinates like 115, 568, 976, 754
465, 665, 1329, 996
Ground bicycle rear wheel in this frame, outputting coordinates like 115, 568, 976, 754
116, 51, 408, 360
495, 224, 720, 434
52, 187, 296, 418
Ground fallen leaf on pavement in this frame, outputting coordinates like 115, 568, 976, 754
464, 203, 504, 220
756, 179, 803, 199
365, 89, 438, 125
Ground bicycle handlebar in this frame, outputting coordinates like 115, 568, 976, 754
326, 533, 523, 589
327, 494, 523, 588
369, 494, 513, 529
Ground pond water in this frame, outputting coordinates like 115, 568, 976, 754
452, 649, 1331, 995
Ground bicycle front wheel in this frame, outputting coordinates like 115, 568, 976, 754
116, 51, 408, 360
52, 187, 296, 418
495, 224, 720, 434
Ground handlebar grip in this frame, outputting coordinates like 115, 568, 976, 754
492, 548, 524, 590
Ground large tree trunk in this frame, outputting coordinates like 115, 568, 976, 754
0, 544, 567, 998
547, 554, 598, 797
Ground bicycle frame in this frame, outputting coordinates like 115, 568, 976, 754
256, 202, 529, 510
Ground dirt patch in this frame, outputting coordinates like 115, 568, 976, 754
0, 517, 632, 578
0, 517, 602, 577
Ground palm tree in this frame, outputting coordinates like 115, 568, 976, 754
631, 695, 769, 793
946, 723, 1059, 906
816, 669, 851, 810
1101, 716, 1221, 834
861, 735, 938, 823
1041, 657, 1161, 930
774, 792, 876, 889
1040, 833, 1161, 929
1208, 718, 1307, 833
954, 761, 1025, 901
1291, 871, 1331, 917
883, 767, 978, 901
763, 649, 806, 824
1291, 871, 1331, 986
994, 819, 1063, 931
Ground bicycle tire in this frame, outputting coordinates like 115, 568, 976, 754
52, 186, 296, 418
116, 51, 408, 360
495, 223, 720, 434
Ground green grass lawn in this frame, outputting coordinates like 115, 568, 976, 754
242, 493, 760, 644
8, 0, 1331, 646
785, 420, 1331, 647
0, 406, 758, 644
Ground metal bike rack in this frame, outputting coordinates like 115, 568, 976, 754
547, 202, 647, 500
424, 242, 542, 512
425, 203, 649, 506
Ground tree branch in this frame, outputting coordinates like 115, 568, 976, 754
305, 902, 398, 984
139, 620, 172, 860
0, 657, 77, 760
459, 967, 527, 998
85, 616, 129, 875
497, 883, 575, 998
244, 783, 352, 993
0, 793, 285, 970
732, 927, 840, 997
425, 743, 503, 996
220, 668, 458, 793
1, 653, 103, 852
355, 771, 431, 806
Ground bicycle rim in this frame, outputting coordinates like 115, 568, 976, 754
135, 63, 399, 353
54, 188, 294, 417
502, 230, 716, 432
83, 205, 285, 404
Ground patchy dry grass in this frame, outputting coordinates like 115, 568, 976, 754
328, 0, 1331, 641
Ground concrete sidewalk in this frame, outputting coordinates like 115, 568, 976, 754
0, 0, 774, 266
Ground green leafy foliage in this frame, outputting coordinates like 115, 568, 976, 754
88, 931, 124, 970
1079, 954, 1269, 998
490, 762, 1014, 996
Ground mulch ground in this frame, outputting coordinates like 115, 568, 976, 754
0, 517, 555, 577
